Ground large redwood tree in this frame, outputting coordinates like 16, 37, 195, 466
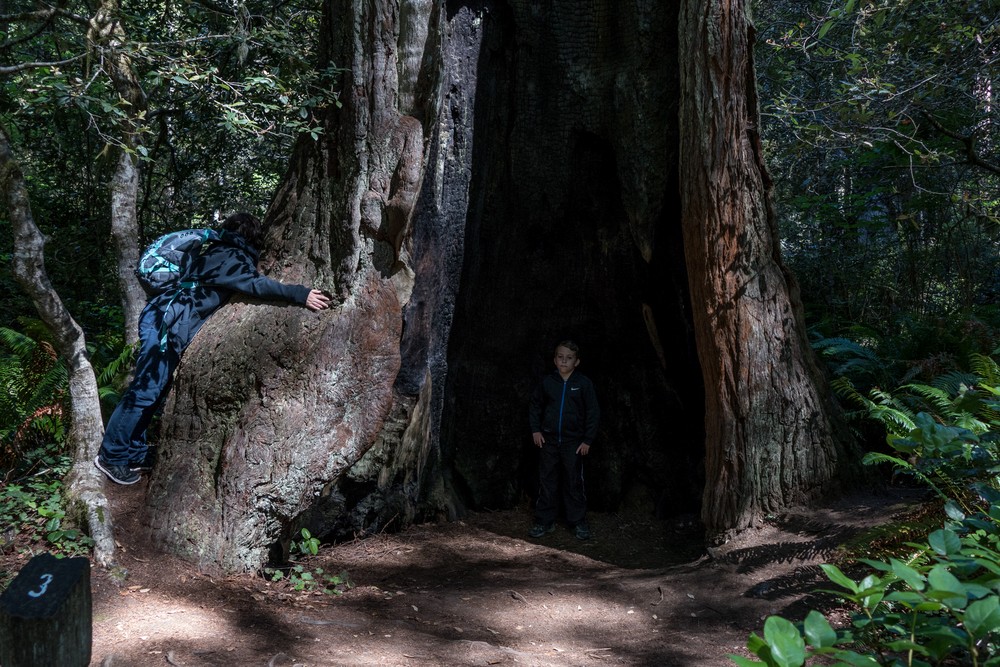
678, 0, 851, 536
141, 0, 853, 572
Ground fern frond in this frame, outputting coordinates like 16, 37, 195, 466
95, 342, 135, 389
868, 405, 917, 435
834, 357, 884, 379
831, 376, 860, 400
0, 326, 70, 443
813, 337, 880, 360
951, 413, 990, 434
841, 383, 916, 435
813, 337, 886, 382
98, 386, 122, 405
932, 371, 978, 395
903, 383, 960, 417
953, 389, 1000, 425
25, 362, 68, 413
863, 451, 948, 500
970, 354, 1000, 385
13, 317, 56, 347
0, 327, 37, 360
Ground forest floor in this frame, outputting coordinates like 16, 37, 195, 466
7, 483, 925, 666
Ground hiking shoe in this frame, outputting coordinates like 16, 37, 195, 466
528, 523, 556, 538
574, 522, 591, 541
94, 456, 141, 485
129, 448, 157, 472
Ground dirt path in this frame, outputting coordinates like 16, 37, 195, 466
73, 486, 920, 666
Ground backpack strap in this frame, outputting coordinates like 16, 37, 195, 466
157, 280, 199, 353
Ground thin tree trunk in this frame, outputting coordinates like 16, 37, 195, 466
93, 0, 148, 345
109, 150, 144, 345
678, 0, 852, 538
0, 126, 117, 567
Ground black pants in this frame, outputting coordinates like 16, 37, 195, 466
534, 441, 587, 525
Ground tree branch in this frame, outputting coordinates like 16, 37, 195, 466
920, 110, 1000, 176
0, 53, 85, 74
0, 7, 89, 26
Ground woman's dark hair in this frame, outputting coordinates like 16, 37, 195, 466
220, 212, 263, 248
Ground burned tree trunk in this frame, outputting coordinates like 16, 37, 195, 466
143, 0, 853, 572
677, 0, 852, 536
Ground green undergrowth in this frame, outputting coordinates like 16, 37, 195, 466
0, 447, 96, 589
0, 323, 130, 589
263, 529, 352, 596
837, 501, 947, 566
733, 353, 1000, 666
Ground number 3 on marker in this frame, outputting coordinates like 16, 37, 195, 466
27, 573, 53, 598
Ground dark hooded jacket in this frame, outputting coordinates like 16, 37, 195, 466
148, 229, 310, 353
528, 370, 600, 445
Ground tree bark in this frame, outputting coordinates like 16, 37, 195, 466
0, 127, 117, 567
677, 0, 851, 537
142, 0, 435, 572
141, 0, 855, 571
93, 0, 149, 345
109, 150, 144, 345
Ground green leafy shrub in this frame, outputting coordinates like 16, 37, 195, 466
264, 564, 351, 596
261, 529, 351, 596
292, 528, 321, 557
733, 492, 1000, 666
0, 322, 130, 579
827, 351, 1000, 450
1, 449, 95, 592
732, 356, 1000, 666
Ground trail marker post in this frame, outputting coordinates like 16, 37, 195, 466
0, 552, 91, 666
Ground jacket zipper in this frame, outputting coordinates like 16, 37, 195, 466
557, 379, 568, 443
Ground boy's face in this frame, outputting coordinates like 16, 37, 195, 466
554, 346, 580, 377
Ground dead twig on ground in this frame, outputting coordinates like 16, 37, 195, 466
507, 589, 531, 605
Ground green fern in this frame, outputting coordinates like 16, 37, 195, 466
862, 451, 949, 500
971, 354, 1000, 386
0, 327, 36, 359
0, 326, 68, 446
813, 336, 886, 382
931, 370, 978, 395
903, 383, 963, 419
831, 376, 914, 435
90, 341, 135, 408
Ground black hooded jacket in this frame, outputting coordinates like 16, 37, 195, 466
528, 370, 600, 445
148, 230, 310, 353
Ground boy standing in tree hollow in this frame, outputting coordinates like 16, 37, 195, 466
528, 340, 600, 540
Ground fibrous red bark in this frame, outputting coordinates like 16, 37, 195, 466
678, 0, 851, 536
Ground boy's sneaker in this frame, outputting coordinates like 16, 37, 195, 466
129, 448, 157, 472
574, 521, 591, 541
528, 523, 556, 538
94, 455, 141, 485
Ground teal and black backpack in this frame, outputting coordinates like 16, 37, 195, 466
135, 228, 220, 295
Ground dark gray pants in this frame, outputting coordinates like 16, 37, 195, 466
534, 441, 587, 525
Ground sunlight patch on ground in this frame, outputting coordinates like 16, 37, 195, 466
94, 591, 235, 650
